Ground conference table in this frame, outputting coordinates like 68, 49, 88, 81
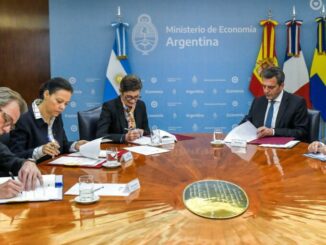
0, 134, 325, 244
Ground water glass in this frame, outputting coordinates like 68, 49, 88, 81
213, 128, 224, 144
79, 175, 94, 202
150, 127, 162, 145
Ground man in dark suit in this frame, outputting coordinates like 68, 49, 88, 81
240, 66, 309, 142
0, 87, 43, 199
96, 75, 150, 143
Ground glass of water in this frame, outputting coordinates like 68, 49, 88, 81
150, 126, 162, 146
79, 175, 94, 202
213, 128, 224, 144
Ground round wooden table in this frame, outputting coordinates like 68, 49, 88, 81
0, 134, 325, 244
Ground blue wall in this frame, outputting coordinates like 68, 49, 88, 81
49, 0, 323, 140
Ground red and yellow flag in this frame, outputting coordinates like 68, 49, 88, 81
249, 20, 279, 97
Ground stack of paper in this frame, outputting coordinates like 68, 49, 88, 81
0, 175, 63, 204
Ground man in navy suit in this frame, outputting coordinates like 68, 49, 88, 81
96, 75, 150, 143
240, 66, 309, 142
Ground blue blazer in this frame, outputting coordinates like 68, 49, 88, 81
9, 107, 73, 163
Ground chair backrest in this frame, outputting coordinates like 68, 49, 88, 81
77, 106, 102, 141
307, 109, 321, 143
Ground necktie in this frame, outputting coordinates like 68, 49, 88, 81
265, 100, 275, 128
126, 107, 136, 129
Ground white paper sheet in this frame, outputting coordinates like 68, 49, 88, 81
124, 145, 170, 155
304, 152, 326, 161
79, 138, 102, 159
49, 156, 104, 167
0, 175, 62, 203
260, 140, 300, 148
65, 179, 140, 196
224, 121, 258, 143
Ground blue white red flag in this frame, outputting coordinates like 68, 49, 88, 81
283, 20, 311, 108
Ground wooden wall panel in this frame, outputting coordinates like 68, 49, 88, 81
0, 0, 50, 104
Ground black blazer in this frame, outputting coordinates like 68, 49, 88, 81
0, 142, 25, 176
9, 107, 73, 163
240, 91, 309, 142
96, 97, 150, 143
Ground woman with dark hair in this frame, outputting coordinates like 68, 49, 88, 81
9, 77, 87, 163
96, 74, 150, 143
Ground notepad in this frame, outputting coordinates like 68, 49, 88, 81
0, 175, 63, 204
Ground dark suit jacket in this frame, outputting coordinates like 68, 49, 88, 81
96, 97, 150, 143
9, 107, 73, 163
240, 91, 309, 142
0, 142, 25, 176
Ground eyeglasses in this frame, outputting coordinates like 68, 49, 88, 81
124, 95, 141, 101
0, 108, 15, 130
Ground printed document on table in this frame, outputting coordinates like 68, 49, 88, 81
65, 179, 140, 196
49, 156, 105, 167
0, 175, 62, 204
304, 152, 326, 161
224, 121, 258, 143
124, 145, 170, 155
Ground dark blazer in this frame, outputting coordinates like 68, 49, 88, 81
96, 97, 150, 143
240, 91, 309, 142
9, 107, 73, 163
0, 142, 25, 176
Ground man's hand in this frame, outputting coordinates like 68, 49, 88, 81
308, 141, 326, 154
18, 161, 43, 191
257, 126, 273, 138
0, 180, 23, 199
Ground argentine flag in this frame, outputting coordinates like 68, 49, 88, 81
104, 22, 131, 102
283, 20, 311, 108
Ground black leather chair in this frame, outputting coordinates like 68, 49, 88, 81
77, 106, 102, 141
307, 109, 321, 143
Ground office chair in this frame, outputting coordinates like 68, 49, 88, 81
307, 109, 320, 143
77, 106, 102, 141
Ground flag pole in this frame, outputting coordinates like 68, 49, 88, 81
117, 6, 122, 23
292, 5, 296, 21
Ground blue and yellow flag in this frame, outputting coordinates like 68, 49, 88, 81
310, 17, 326, 120
103, 22, 131, 102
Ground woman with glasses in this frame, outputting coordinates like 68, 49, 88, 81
9, 78, 87, 163
96, 74, 150, 143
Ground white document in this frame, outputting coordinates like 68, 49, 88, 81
49, 156, 104, 167
65, 178, 140, 196
124, 145, 170, 155
79, 138, 102, 159
131, 136, 152, 145
0, 175, 63, 204
260, 140, 300, 149
304, 152, 326, 161
224, 121, 258, 143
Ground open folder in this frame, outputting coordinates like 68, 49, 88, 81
48, 138, 106, 168
0, 175, 63, 204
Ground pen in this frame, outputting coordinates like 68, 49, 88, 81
9, 171, 15, 180
92, 186, 104, 193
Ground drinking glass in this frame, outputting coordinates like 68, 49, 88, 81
106, 147, 118, 164
79, 175, 94, 202
150, 126, 162, 146
213, 128, 224, 144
